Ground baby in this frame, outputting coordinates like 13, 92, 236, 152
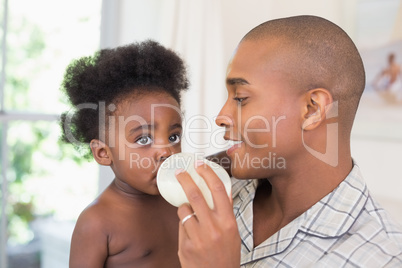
60, 40, 188, 267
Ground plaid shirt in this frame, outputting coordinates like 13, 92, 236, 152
232, 164, 402, 267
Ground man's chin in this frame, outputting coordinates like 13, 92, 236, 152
230, 167, 250, 180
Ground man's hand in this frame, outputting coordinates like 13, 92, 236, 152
175, 161, 240, 268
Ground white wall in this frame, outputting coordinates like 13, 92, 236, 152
98, 0, 402, 225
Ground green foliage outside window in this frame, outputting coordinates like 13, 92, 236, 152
1, 0, 100, 245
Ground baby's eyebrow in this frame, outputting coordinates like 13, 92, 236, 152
170, 123, 182, 131
128, 123, 182, 136
226, 77, 250, 86
128, 124, 151, 136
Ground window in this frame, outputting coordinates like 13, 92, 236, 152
0, 0, 101, 267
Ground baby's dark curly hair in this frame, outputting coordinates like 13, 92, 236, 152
60, 40, 189, 157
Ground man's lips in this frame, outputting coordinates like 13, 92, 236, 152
226, 140, 243, 155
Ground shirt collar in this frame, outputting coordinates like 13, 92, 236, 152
234, 164, 369, 263
299, 164, 369, 237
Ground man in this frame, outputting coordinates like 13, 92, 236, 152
176, 15, 402, 267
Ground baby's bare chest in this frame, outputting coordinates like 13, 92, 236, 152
104, 207, 179, 267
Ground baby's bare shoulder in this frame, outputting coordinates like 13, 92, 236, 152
74, 188, 120, 231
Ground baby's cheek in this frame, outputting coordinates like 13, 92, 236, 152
126, 152, 152, 171
172, 143, 182, 154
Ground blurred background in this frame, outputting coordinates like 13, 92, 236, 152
0, 0, 401, 267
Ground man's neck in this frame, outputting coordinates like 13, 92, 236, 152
252, 153, 353, 247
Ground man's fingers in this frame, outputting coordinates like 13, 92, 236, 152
194, 161, 233, 213
177, 203, 198, 240
175, 169, 211, 223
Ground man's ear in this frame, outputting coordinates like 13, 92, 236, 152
301, 88, 333, 131
90, 139, 112, 166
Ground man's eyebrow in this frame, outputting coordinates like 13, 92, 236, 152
226, 77, 250, 86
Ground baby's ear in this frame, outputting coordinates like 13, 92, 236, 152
90, 139, 112, 166
301, 88, 333, 131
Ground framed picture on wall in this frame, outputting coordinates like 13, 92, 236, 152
351, 0, 402, 142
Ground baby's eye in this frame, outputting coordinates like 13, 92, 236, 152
136, 135, 153, 146
169, 133, 181, 144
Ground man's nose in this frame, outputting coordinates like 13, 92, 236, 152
215, 114, 233, 128
215, 100, 235, 128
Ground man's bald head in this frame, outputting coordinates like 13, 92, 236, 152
242, 15, 365, 129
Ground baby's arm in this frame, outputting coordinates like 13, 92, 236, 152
69, 209, 108, 268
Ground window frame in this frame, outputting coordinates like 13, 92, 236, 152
0, 0, 105, 266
